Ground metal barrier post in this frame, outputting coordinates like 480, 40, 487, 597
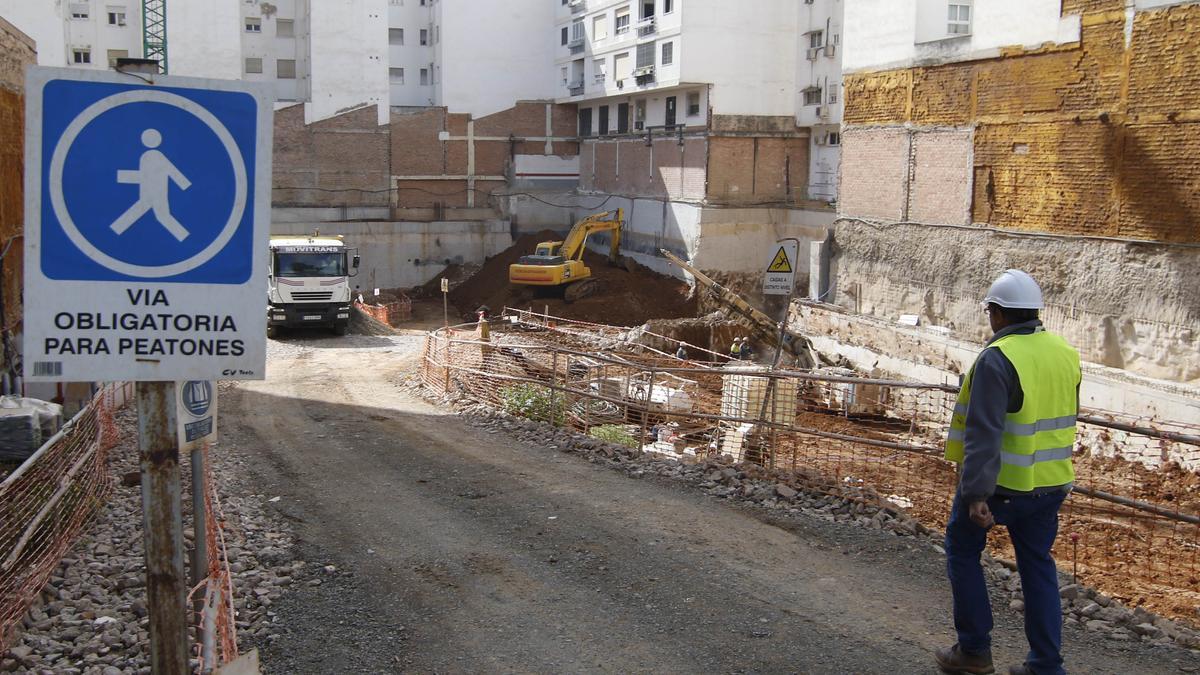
137, 381, 189, 674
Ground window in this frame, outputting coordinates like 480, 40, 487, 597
809, 30, 823, 49
593, 57, 606, 82
106, 49, 128, 67
661, 41, 673, 65
827, 132, 841, 146
803, 87, 822, 106
665, 96, 676, 126
106, 6, 126, 26
277, 19, 294, 37
390, 67, 405, 83
420, 28, 428, 45
70, 3, 89, 19
72, 48, 91, 64
617, 102, 629, 133
615, 7, 630, 34
636, 42, 654, 68
641, 0, 654, 20
949, 2, 971, 35
245, 57, 263, 74
598, 105, 609, 135
827, 83, 839, 104
561, 66, 569, 85
277, 59, 296, 79
571, 20, 584, 43
633, 99, 646, 129
592, 14, 608, 40
561, 26, 568, 45
245, 17, 262, 32
663, 0, 673, 13
613, 51, 631, 80
686, 91, 700, 116
435, 26, 440, 43
390, 28, 404, 45
420, 68, 429, 85
579, 108, 593, 136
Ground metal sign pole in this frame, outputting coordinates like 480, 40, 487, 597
137, 381, 189, 673
771, 237, 800, 369
441, 277, 450, 331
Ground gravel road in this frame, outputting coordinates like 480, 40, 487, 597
218, 326, 1199, 674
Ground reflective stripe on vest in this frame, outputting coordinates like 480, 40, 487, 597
944, 330, 1080, 492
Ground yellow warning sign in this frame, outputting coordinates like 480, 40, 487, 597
767, 247, 792, 273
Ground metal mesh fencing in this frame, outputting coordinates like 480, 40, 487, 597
0, 382, 132, 649
190, 442, 239, 672
422, 315, 1200, 626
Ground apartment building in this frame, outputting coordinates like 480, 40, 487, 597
0, 0, 141, 70
835, 0, 1200, 382
388, 0, 435, 107
797, 0, 843, 203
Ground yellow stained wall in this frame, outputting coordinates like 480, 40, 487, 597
843, 4, 1200, 243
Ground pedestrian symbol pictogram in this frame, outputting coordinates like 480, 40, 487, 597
112, 129, 193, 241
767, 247, 793, 273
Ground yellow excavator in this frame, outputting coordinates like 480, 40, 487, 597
508, 209, 624, 302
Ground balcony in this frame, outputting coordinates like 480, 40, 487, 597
568, 81, 585, 96
569, 0, 586, 13
594, 73, 607, 84
636, 17, 656, 38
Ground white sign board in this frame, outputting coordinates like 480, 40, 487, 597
23, 67, 272, 381
763, 240, 799, 296
177, 380, 217, 451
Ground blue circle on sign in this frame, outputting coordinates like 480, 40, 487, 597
40, 80, 257, 284
181, 381, 212, 417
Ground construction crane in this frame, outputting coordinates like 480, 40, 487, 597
660, 249, 816, 369
508, 209, 624, 302
142, 0, 167, 73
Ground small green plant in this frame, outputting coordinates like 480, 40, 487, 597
498, 383, 564, 425
588, 424, 639, 449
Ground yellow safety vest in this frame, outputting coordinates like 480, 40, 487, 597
945, 330, 1080, 492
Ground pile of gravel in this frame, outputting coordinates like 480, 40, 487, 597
1, 405, 304, 674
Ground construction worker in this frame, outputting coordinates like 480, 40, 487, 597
739, 337, 753, 361
675, 343, 688, 360
936, 270, 1080, 675
729, 337, 742, 360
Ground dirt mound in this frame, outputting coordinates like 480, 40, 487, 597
448, 231, 697, 326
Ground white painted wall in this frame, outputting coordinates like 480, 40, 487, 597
844, 0, 1081, 73
794, 0, 843, 127
437, 0, 556, 117
680, 0, 799, 117
575, 84, 708, 134
387, 0, 434, 106
168, 0, 242, 79
305, 0, 389, 125
0, 0, 71, 66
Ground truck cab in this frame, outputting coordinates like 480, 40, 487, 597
267, 236, 360, 337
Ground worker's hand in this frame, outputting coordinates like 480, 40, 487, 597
969, 500, 995, 529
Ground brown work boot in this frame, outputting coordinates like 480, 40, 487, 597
935, 644, 995, 674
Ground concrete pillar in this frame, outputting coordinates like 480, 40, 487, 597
809, 239, 830, 302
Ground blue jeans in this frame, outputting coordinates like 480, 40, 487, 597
945, 489, 1067, 675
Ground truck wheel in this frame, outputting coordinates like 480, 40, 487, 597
267, 325, 279, 340
332, 323, 348, 336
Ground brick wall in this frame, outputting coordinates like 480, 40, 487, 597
275, 100, 578, 212
0, 18, 34, 340
706, 136, 809, 205
838, 128, 909, 222
909, 129, 973, 225
578, 137, 707, 201
841, 3, 1200, 244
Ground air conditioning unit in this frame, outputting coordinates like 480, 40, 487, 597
806, 47, 820, 61
633, 65, 655, 76
568, 0, 584, 6
824, 44, 837, 57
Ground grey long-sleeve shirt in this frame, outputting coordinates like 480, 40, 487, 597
958, 319, 1074, 503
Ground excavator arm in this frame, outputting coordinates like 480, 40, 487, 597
559, 209, 624, 262
660, 249, 816, 369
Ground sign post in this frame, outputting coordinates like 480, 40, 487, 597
441, 277, 450, 331
23, 66, 271, 672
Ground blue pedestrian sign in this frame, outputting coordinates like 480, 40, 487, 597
177, 380, 217, 450
23, 67, 272, 382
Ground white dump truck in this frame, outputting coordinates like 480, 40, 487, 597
267, 235, 360, 337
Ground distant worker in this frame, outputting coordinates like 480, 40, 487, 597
739, 338, 753, 361
354, 285, 364, 304
729, 338, 742, 360
675, 344, 688, 360
936, 270, 1080, 675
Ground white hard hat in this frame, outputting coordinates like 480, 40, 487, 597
982, 269, 1044, 309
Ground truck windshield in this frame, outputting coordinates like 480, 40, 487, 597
275, 253, 345, 277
